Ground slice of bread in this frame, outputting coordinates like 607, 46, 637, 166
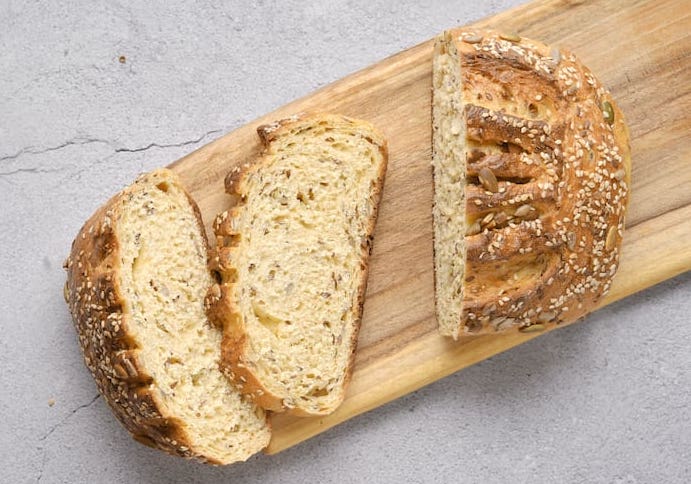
64, 169, 270, 464
432, 29, 630, 339
207, 113, 388, 416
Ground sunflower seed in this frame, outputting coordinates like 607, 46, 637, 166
465, 320, 483, 332
466, 221, 482, 236
494, 212, 509, 225
514, 204, 533, 217
550, 47, 561, 65
113, 363, 128, 379
566, 231, 577, 250
450, 118, 462, 135
482, 304, 497, 316
462, 34, 483, 44
494, 317, 516, 331
490, 316, 507, 328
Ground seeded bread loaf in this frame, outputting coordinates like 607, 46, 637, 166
63, 169, 270, 464
206, 113, 388, 416
433, 29, 631, 339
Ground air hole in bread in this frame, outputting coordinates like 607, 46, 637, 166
528, 103, 539, 116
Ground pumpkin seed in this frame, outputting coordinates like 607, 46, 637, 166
478, 167, 499, 192
538, 311, 556, 322
602, 101, 615, 125
519, 323, 545, 333
481, 212, 495, 225
500, 32, 521, 42
605, 226, 617, 251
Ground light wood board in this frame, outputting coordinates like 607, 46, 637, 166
169, 0, 691, 454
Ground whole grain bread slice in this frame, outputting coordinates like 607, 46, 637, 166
64, 168, 270, 464
207, 113, 388, 416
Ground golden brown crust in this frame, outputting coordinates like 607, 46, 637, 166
207, 113, 388, 415
442, 29, 631, 336
64, 169, 224, 464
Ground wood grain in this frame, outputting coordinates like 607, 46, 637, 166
168, 0, 691, 454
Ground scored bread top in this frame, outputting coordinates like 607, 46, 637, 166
437, 29, 631, 337
207, 113, 388, 415
64, 169, 269, 464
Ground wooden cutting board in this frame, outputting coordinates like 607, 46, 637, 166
170, 0, 691, 453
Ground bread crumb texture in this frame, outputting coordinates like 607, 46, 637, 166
433, 29, 630, 339
64, 169, 269, 464
209, 113, 388, 416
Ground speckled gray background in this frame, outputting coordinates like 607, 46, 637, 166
2, 1, 689, 482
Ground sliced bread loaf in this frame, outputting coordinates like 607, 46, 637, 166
64, 169, 270, 464
432, 29, 630, 339
207, 113, 388, 416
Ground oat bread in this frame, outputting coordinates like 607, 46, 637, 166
63, 169, 270, 464
207, 113, 388, 415
433, 29, 631, 339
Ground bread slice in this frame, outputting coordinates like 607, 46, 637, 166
432, 29, 630, 339
63, 169, 270, 464
207, 113, 388, 416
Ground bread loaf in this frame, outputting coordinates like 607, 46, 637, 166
63, 169, 270, 464
207, 113, 388, 415
432, 29, 631, 339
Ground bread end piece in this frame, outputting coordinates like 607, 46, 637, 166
64, 168, 270, 464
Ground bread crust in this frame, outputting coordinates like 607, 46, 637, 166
436, 29, 631, 338
63, 169, 263, 464
207, 113, 388, 415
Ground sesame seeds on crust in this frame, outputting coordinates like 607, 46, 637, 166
451, 29, 630, 335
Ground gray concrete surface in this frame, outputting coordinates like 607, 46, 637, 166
1, 0, 689, 482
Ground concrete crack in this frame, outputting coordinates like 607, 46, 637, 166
114, 128, 222, 154
36, 394, 100, 483
0, 138, 111, 163
36, 443, 48, 484
0, 167, 64, 177
38, 394, 101, 444
2, 129, 223, 172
